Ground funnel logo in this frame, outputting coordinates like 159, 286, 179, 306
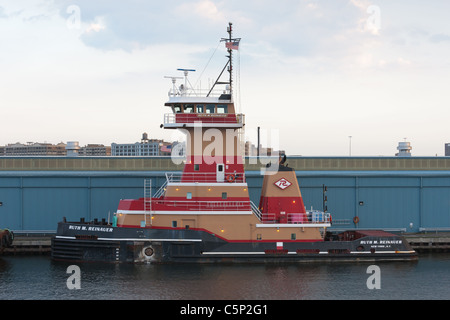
274, 178, 292, 190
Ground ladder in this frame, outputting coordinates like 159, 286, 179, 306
144, 179, 152, 226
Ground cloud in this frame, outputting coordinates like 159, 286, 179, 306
85, 19, 105, 33
0, 6, 8, 18
430, 33, 450, 43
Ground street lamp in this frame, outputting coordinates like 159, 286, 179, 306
349, 136, 352, 156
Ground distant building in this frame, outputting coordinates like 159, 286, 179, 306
445, 143, 450, 156
0, 141, 111, 157
396, 141, 412, 157
244, 141, 284, 157
245, 141, 258, 156
3, 142, 67, 156
111, 133, 173, 156
65, 142, 111, 157
79, 144, 111, 156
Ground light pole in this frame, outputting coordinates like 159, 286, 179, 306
349, 136, 352, 156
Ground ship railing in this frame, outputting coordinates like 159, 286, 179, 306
153, 199, 251, 211
259, 211, 332, 224
250, 201, 262, 220
154, 179, 169, 198
165, 171, 246, 183
164, 113, 244, 126
168, 87, 227, 98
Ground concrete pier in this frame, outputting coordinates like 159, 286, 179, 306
405, 232, 450, 253
1, 235, 51, 255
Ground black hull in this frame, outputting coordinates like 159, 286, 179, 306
51, 222, 418, 263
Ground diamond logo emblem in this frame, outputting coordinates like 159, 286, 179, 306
274, 178, 292, 190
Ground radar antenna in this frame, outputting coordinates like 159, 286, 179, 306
164, 76, 183, 96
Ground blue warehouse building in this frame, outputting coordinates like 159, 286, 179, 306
1, 156, 450, 234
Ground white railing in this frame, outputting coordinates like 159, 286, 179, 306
153, 199, 251, 211
163, 113, 244, 126
259, 211, 332, 225
168, 87, 228, 98
250, 201, 262, 220
153, 179, 168, 198
165, 171, 246, 183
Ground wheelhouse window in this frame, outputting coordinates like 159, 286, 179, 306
173, 104, 182, 113
184, 104, 194, 113
217, 105, 228, 114
196, 105, 204, 113
206, 104, 215, 113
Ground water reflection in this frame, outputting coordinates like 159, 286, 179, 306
0, 254, 448, 300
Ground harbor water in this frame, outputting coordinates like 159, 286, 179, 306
1, 254, 449, 301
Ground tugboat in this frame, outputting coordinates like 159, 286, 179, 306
51, 24, 417, 263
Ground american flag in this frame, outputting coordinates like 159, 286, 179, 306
225, 40, 240, 50
161, 145, 172, 153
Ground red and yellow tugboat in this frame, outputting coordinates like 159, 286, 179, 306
51, 24, 417, 263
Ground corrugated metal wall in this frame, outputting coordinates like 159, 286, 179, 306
1, 170, 450, 233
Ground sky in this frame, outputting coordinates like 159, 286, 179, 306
1, 0, 450, 156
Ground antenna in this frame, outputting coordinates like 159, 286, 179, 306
164, 76, 183, 96
177, 68, 196, 94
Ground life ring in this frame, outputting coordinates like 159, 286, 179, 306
226, 174, 235, 183
353, 216, 359, 224
143, 246, 154, 257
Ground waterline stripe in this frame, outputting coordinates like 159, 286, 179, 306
55, 236, 202, 242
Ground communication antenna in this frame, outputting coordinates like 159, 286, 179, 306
164, 76, 183, 96
177, 68, 196, 95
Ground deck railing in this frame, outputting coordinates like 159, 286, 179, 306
153, 199, 251, 211
260, 211, 332, 224
151, 197, 331, 225
164, 113, 244, 126
165, 171, 246, 183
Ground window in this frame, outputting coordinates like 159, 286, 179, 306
196, 105, 204, 113
173, 104, 182, 113
172, 221, 177, 228
222, 192, 227, 199
291, 233, 296, 240
206, 104, 215, 113
187, 192, 192, 199
217, 105, 228, 114
194, 164, 200, 171
184, 104, 194, 113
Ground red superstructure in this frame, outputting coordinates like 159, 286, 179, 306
115, 23, 330, 240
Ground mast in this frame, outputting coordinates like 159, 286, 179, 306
207, 22, 240, 97
226, 22, 233, 95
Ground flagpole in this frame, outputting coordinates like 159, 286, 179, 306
207, 22, 240, 97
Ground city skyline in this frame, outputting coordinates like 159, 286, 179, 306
1, 1, 450, 156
